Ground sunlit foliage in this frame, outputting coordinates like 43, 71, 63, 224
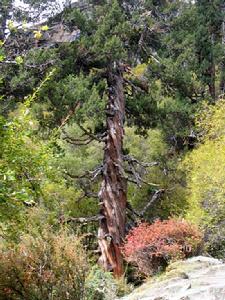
184, 99, 225, 256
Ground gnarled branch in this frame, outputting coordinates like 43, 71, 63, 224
61, 214, 105, 224
62, 124, 106, 145
123, 155, 158, 168
78, 123, 106, 143
124, 155, 158, 187
64, 165, 103, 181
140, 189, 165, 216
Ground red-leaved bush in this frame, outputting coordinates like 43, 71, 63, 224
122, 219, 203, 275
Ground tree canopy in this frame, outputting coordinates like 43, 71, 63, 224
0, 0, 225, 296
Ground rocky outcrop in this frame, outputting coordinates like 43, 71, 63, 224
120, 256, 225, 300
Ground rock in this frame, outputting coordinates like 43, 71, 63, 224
119, 256, 225, 300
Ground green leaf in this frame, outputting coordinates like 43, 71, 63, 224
15, 56, 24, 65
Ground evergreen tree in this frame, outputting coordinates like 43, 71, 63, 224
57, 0, 157, 276
1, 0, 225, 279
24, 0, 159, 275
195, 0, 224, 101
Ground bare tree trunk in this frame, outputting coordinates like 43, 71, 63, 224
98, 68, 127, 277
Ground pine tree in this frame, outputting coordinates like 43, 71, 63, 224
195, 0, 224, 101
48, 0, 158, 276
4, 0, 225, 276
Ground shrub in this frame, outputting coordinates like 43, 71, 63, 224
0, 229, 89, 300
122, 219, 203, 275
85, 266, 133, 300
85, 266, 117, 300
183, 99, 225, 258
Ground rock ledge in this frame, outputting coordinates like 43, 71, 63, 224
120, 256, 225, 300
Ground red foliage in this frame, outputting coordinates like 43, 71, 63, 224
122, 219, 203, 275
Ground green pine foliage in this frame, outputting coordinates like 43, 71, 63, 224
0, 0, 225, 291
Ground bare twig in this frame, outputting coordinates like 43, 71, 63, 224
124, 155, 159, 187
76, 191, 99, 202
123, 155, 158, 168
78, 123, 106, 143
126, 202, 141, 218
63, 134, 94, 145
0, 59, 55, 69
62, 123, 106, 145
64, 165, 103, 181
140, 189, 165, 216
124, 78, 146, 93
59, 101, 81, 129
61, 214, 105, 224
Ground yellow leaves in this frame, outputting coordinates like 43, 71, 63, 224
183, 98, 225, 226
33, 30, 42, 40
196, 99, 225, 140
8, 20, 16, 32
33, 25, 49, 40
42, 111, 54, 119
132, 63, 147, 77
41, 25, 49, 31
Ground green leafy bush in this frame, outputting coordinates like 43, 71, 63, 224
85, 266, 117, 300
85, 266, 132, 300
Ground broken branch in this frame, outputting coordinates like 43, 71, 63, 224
64, 165, 103, 181
123, 155, 158, 168
62, 214, 105, 224
140, 189, 165, 216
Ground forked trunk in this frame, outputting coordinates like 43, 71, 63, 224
98, 69, 127, 277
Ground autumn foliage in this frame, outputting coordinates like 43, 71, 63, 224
122, 219, 203, 275
0, 229, 89, 300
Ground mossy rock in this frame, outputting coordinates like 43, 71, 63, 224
119, 256, 225, 300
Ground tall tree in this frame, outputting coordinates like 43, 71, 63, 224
195, 0, 224, 101
70, 1, 139, 276
52, 0, 157, 276
5, 0, 220, 276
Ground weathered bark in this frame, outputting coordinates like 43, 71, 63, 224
98, 68, 127, 277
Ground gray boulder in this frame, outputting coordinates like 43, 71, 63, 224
120, 256, 225, 300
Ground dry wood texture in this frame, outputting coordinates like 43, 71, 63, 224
98, 69, 127, 277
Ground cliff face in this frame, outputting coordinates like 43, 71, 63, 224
4, 1, 89, 59
4, 24, 81, 60
120, 256, 225, 300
